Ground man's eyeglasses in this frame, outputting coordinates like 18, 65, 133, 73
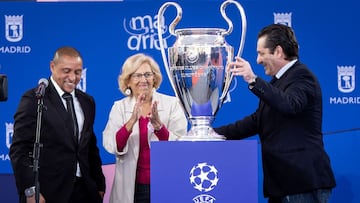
131, 72, 154, 80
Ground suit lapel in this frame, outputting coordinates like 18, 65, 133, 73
75, 91, 89, 145
46, 81, 79, 145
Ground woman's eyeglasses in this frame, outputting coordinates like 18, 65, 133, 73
131, 72, 154, 80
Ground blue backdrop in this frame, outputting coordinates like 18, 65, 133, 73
0, 0, 359, 202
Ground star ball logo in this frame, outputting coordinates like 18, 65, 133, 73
189, 162, 218, 203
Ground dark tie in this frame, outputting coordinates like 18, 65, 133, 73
62, 93, 79, 143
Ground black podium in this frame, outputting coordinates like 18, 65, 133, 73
151, 140, 258, 202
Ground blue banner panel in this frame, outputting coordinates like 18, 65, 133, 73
151, 140, 258, 203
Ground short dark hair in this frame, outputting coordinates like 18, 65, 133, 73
52, 46, 83, 63
258, 24, 299, 60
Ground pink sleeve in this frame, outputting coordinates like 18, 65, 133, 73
116, 125, 131, 151
154, 125, 169, 141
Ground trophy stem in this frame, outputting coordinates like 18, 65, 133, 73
178, 116, 225, 141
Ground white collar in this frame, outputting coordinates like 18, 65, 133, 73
275, 59, 298, 79
50, 76, 75, 97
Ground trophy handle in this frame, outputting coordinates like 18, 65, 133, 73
219, 0, 247, 101
157, 2, 182, 98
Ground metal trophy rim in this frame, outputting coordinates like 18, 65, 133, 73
174, 28, 227, 34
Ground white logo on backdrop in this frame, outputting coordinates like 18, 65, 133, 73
338, 66, 355, 93
274, 12, 292, 27
5, 122, 13, 149
77, 68, 87, 92
0, 122, 12, 161
189, 162, 218, 202
5, 15, 23, 42
123, 14, 170, 51
1, 14, 31, 54
329, 65, 359, 104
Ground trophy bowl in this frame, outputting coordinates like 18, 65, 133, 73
157, 0, 247, 141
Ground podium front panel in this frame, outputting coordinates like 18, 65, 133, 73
151, 140, 258, 203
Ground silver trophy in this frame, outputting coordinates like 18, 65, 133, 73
157, 0, 247, 141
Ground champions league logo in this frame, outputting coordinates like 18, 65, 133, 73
5, 15, 23, 42
189, 162, 218, 203
273, 12, 292, 27
337, 66, 355, 93
186, 49, 200, 64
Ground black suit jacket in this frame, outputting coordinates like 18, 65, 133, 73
10, 80, 105, 203
215, 61, 336, 197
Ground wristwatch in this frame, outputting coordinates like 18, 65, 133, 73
24, 186, 35, 197
248, 75, 257, 89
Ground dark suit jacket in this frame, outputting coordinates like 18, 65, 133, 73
10, 80, 105, 203
215, 61, 336, 198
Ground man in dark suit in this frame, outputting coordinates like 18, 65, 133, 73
10, 46, 105, 203
215, 24, 336, 203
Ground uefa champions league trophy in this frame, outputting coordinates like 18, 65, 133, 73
157, 0, 247, 141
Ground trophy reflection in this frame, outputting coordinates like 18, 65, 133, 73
157, 0, 247, 141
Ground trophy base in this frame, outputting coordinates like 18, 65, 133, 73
178, 134, 226, 141
177, 121, 226, 141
